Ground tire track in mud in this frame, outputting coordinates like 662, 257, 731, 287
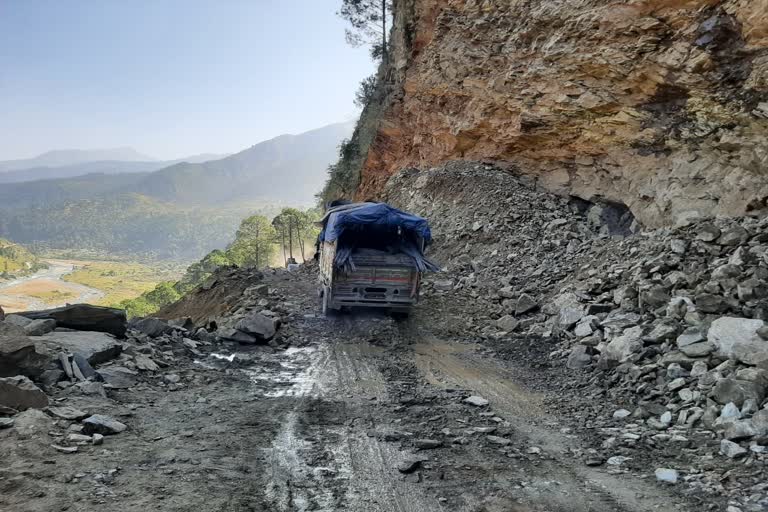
254, 326, 442, 512
409, 335, 692, 512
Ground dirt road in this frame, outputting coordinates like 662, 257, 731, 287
0, 269, 704, 511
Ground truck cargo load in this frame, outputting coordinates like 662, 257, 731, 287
317, 202, 438, 315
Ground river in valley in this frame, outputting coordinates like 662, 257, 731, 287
0, 260, 104, 313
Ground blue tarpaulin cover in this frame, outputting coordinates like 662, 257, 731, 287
319, 203, 432, 243
317, 203, 439, 272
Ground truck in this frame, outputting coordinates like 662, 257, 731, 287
317, 202, 438, 316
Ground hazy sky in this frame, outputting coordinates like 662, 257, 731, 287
0, 1, 374, 160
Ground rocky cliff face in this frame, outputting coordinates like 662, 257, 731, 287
357, 0, 768, 227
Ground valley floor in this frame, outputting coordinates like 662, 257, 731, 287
0, 268, 711, 512
0, 260, 103, 312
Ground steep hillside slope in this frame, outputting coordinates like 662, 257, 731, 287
354, 0, 768, 228
131, 121, 354, 205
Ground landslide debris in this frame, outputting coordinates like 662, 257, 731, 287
385, 161, 768, 510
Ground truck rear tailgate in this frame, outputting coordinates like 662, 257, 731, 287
333, 266, 417, 304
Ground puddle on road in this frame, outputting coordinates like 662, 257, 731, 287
196, 345, 325, 398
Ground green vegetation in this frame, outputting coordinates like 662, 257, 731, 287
0, 123, 351, 260
62, 260, 184, 307
0, 238, 46, 278
338, 0, 391, 61
27, 289, 77, 302
118, 208, 322, 318
319, 74, 386, 204
1, 194, 281, 260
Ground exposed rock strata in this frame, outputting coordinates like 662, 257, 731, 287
358, 0, 768, 227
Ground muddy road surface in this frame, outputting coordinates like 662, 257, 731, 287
1, 270, 701, 512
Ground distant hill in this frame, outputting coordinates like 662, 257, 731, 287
0, 122, 353, 208
0, 122, 353, 259
0, 152, 230, 184
130, 121, 355, 205
0, 147, 157, 172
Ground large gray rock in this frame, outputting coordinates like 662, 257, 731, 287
567, 345, 593, 369
234, 311, 276, 341
495, 315, 518, 332
0, 335, 51, 378
36, 331, 122, 365
712, 378, 766, 406
4, 314, 32, 328
515, 294, 538, 315
0, 375, 48, 410
131, 317, 171, 338
218, 328, 258, 344
599, 326, 643, 368
82, 414, 127, 435
18, 304, 126, 337
720, 439, 748, 458
680, 342, 715, 358
98, 366, 138, 389
23, 319, 56, 336
708, 317, 768, 367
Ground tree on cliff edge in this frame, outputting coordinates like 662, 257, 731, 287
338, 0, 392, 61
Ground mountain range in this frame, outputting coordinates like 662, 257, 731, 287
0, 151, 229, 184
0, 121, 353, 258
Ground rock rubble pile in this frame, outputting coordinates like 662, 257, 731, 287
385, 162, 768, 510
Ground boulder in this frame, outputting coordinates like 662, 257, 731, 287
676, 327, 705, 347
680, 342, 715, 358
0, 375, 48, 410
18, 304, 126, 337
4, 314, 32, 328
71, 353, 100, 380
718, 226, 749, 246
711, 378, 765, 406
724, 419, 760, 440
82, 414, 127, 435
640, 286, 670, 309
12, 409, 52, 438
708, 317, 768, 367
720, 439, 747, 458
696, 223, 721, 242
567, 345, 593, 369
98, 366, 138, 389
515, 294, 538, 315
134, 354, 160, 371
495, 315, 518, 332
218, 328, 258, 344
36, 331, 122, 365
234, 312, 277, 341
23, 319, 56, 336
599, 326, 643, 368
0, 335, 51, 377
131, 317, 171, 338
47, 406, 88, 420
695, 294, 728, 314
601, 311, 641, 334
